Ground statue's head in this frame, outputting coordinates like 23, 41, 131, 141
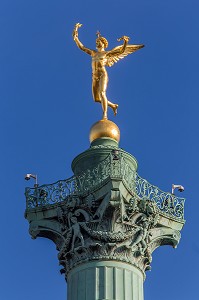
96, 31, 108, 49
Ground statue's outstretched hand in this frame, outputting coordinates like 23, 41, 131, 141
73, 23, 82, 40
117, 36, 130, 43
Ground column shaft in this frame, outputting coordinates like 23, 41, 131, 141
67, 261, 144, 300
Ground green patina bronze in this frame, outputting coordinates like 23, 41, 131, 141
25, 137, 185, 300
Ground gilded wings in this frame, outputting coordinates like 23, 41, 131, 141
106, 44, 144, 67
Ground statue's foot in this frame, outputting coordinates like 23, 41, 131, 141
113, 104, 118, 116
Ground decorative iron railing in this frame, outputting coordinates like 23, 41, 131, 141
25, 176, 76, 209
134, 174, 185, 220
25, 151, 185, 220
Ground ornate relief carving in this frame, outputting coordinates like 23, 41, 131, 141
50, 189, 172, 277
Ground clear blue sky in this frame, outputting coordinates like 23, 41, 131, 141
0, 0, 198, 299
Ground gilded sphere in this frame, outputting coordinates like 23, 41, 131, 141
89, 119, 120, 143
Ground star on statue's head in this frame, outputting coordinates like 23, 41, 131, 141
96, 31, 101, 38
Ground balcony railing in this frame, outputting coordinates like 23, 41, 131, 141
25, 152, 185, 220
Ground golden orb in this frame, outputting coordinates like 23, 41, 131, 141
89, 119, 120, 143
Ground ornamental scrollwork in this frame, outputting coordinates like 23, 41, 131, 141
54, 188, 163, 276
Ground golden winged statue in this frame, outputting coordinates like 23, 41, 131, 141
73, 23, 144, 119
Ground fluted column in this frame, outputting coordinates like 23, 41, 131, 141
67, 261, 144, 300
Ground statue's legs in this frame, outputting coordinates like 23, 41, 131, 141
99, 75, 119, 118
95, 73, 107, 119
92, 76, 118, 118
107, 101, 118, 116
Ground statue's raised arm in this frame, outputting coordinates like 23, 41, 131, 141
106, 36, 144, 67
72, 23, 94, 56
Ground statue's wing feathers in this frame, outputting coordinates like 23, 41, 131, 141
106, 44, 144, 67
